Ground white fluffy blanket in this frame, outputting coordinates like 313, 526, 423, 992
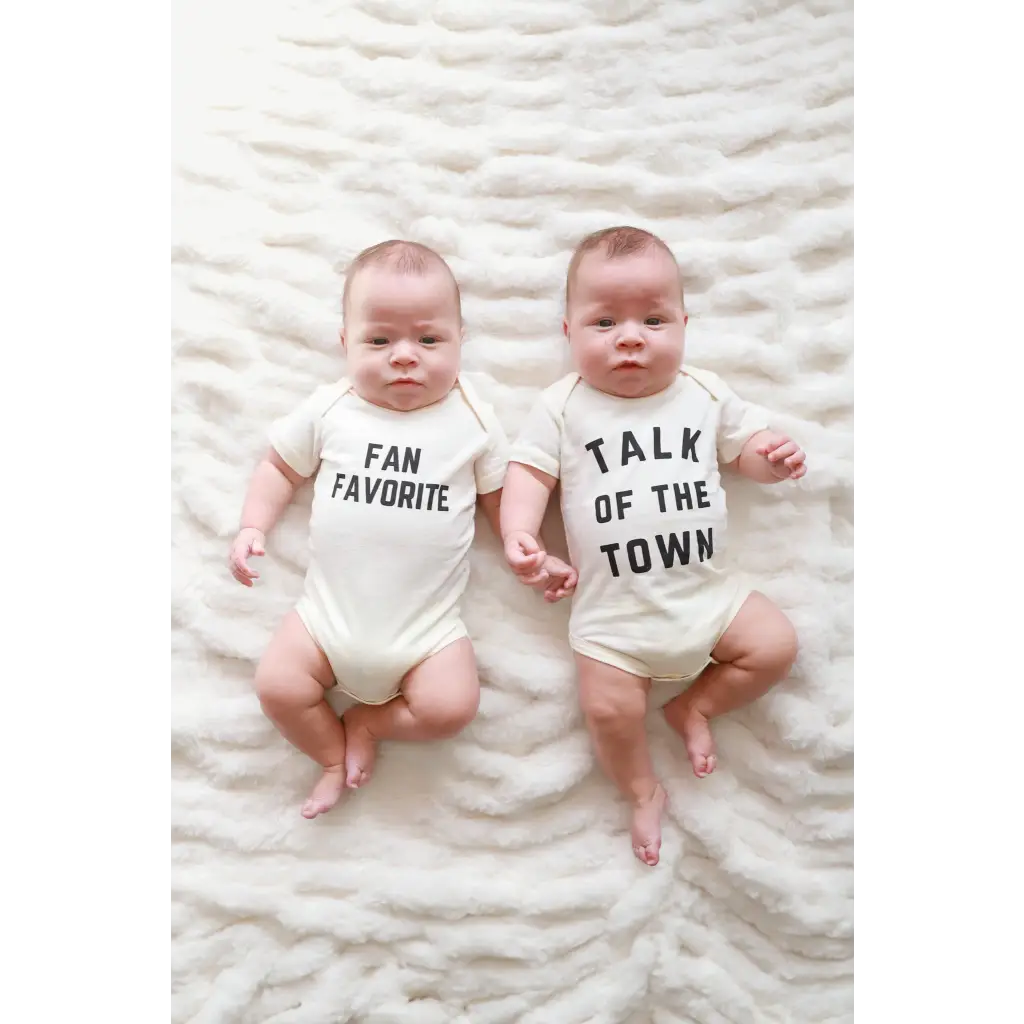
172, 1, 853, 1020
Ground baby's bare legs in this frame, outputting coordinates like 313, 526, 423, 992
254, 610, 347, 819
341, 638, 480, 789
663, 591, 798, 778
575, 654, 666, 867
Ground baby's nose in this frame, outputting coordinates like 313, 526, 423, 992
615, 328, 645, 350
390, 341, 419, 365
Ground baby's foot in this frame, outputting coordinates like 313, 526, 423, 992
301, 765, 346, 819
341, 709, 378, 789
631, 784, 668, 867
667, 704, 717, 778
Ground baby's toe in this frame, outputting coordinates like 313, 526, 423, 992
633, 841, 660, 866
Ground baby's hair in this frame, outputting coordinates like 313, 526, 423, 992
565, 225, 686, 311
342, 239, 461, 321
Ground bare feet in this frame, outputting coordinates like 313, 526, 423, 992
341, 707, 378, 789
301, 765, 346, 819
631, 784, 668, 866
664, 703, 717, 778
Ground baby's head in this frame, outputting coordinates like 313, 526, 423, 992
564, 226, 688, 398
341, 240, 463, 411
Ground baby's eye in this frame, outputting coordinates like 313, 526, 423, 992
596, 318, 614, 328
420, 336, 439, 346
644, 317, 665, 326
370, 337, 389, 346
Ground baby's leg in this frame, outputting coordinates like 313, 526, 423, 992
341, 638, 480, 789
254, 610, 347, 819
663, 591, 798, 778
575, 654, 666, 867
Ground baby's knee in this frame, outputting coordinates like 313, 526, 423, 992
759, 618, 799, 678
414, 688, 480, 738
254, 664, 315, 718
581, 687, 646, 733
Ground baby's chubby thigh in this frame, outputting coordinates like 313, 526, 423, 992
709, 589, 799, 675
254, 609, 336, 715
400, 636, 481, 739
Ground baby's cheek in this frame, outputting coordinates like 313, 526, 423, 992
580, 345, 608, 375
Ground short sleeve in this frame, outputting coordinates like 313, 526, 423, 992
474, 404, 511, 494
267, 384, 343, 478
509, 391, 563, 480
685, 367, 770, 464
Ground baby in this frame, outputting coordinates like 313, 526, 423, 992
229, 240, 574, 819
500, 226, 805, 866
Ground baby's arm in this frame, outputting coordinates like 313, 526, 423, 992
729, 431, 807, 484
693, 368, 807, 485
498, 383, 577, 600
475, 479, 573, 598
478, 486, 575, 600
229, 385, 331, 586
500, 462, 556, 582
477, 488, 503, 540
229, 449, 308, 586
242, 448, 306, 532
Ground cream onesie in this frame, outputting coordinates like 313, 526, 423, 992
268, 375, 509, 704
511, 367, 768, 681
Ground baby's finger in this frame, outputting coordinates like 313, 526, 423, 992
768, 441, 798, 463
516, 535, 542, 556
545, 569, 577, 601
231, 567, 254, 587
790, 462, 807, 480
509, 552, 544, 577
545, 580, 576, 602
552, 566, 577, 587
234, 554, 259, 579
784, 450, 806, 469
507, 546, 544, 571
521, 570, 549, 586
251, 540, 266, 557
756, 435, 786, 456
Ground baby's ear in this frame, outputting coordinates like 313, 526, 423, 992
562, 318, 569, 338
339, 328, 347, 350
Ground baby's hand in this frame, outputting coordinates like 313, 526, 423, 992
229, 527, 266, 587
504, 531, 549, 585
755, 433, 807, 480
539, 555, 578, 603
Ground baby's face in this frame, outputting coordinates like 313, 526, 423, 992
342, 266, 462, 411
564, 248, 687, 399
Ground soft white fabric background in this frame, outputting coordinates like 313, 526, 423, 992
172, 1, 853, 1020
